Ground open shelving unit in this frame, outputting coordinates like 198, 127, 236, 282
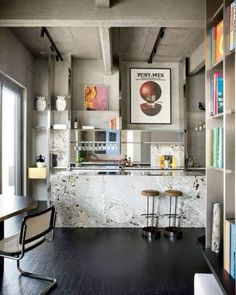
30, 55, 71, 202
204, 0, 235, 293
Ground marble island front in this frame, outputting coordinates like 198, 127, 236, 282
51, 170, 205, 228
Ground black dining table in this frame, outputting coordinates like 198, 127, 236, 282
0, 195, 37, 285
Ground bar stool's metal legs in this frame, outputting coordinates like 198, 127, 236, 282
164, 195, 183, 240
142, 195, 161, 240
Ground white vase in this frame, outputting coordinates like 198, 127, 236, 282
56, 96, 66, 111
36, 96, 47, 111
211, 203, 222, 253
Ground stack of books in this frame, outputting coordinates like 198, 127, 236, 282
209, 20, 223, 66
224, 219, 235, 279
209, 72, 224, 116
208, 127, 224, 169
229, 1, 236, 51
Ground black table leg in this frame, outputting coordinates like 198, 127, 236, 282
0, 221, 4, 287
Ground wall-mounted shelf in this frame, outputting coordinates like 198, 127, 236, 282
208, 166, 232, 174
28, 167, 47, 179
207, 58, 223, 72
209, 113, 224, 119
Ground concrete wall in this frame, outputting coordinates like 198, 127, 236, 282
120, 61, 185, 131
0, 28, 34, 196
186, 67, 205, 167
0, 28, 33, 87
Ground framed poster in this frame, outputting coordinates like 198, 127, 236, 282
130, 68, 171, 124
84, 85, 108, 110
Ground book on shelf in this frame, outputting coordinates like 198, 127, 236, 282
206, 129, 213, 166
211, 127, 223, 168
230, 221, 235, 278
209, 72, 224, 116
52, 124, 67, 129
224, 219, 235, 278
215, 20, 223, 61
229, 0, 236, 51
82, 126, 95, 130
218, 127, 223, 169
230, 1, 235, 50
209, 20, 223, 66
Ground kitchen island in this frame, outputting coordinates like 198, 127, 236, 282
51, 169, 205, 228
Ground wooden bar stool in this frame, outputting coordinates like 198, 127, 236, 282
164, 189, 183, 239
141, 190, 160, 239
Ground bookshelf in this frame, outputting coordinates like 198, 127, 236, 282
205, 0, 235, 292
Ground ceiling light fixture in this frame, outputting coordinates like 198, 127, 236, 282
40, 27, 63, 62
148, 27, 165, 64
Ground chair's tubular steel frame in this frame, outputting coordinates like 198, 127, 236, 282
0, 209, 57, 294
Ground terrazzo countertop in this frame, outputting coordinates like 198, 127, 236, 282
51, 170, 206, 228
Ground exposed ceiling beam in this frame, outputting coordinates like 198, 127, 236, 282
187, 41, 205, 75
0, 0, 205, 28
99, 27, 113, 75
95, 0, 110, 8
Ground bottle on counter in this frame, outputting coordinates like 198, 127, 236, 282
171, 156, 176, 168
128, 157, 132, 167
164, 156, 170, 169
74, 117, 78, 129
159, 155, 164, 168
125, 155, 129, 166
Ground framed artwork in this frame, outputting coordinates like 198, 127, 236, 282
130, 68, 171, 124
84, 85, 108, 111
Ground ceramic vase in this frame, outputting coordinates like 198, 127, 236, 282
56, 96, 66, 111
211, 203, 221, 253
36, 96, 47, 111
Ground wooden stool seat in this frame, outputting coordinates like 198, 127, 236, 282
141, 190, 159, 197
164, 190, 182, 197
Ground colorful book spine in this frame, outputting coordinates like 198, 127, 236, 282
209, 77, 214, 116
224, 219, 232, 273
212, 128, 219, 168
209, 20, 224, 65
218, 127, 223, 169
217, 75, 224, 114
209, 72, 224, 117
213, 73, 217, 115
212, 26, 216, 65
206, 129, 213, 166
230, 221, 235, 278
230, 2, 235, 50
215, 20, 223, 61
209, 28, 213, 66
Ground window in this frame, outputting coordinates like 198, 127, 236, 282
0, 79, 22, 195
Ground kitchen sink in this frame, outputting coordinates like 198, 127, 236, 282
97, 171, 129, 175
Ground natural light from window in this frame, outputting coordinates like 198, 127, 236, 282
2, 87, 16, 195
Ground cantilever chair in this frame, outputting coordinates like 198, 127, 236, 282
0, 206, 57, 295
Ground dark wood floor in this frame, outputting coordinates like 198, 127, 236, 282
1, 219, 209, 295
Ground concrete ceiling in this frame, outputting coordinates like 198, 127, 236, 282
11, 26, 204, 63
3, 0, 205, 74
11, 27, 102, 59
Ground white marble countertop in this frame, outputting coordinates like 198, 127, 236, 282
51, 170, 206, 228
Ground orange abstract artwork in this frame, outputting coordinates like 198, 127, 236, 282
84, 85, 108, 111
